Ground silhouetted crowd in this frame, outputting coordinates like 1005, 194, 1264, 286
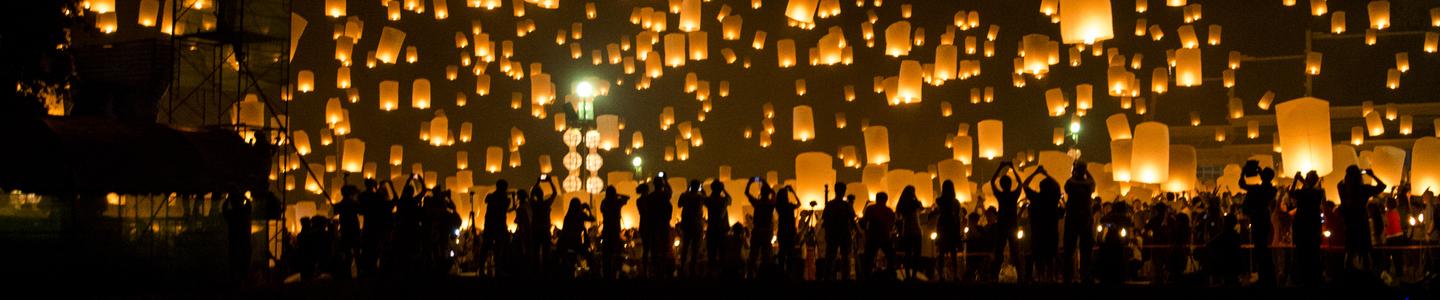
266, 160, 1439, 286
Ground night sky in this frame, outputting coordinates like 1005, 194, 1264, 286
265, 0, 1440, 200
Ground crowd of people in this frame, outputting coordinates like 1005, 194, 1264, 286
272, 160, 1438, 286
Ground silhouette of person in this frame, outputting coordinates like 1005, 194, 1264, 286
1339, 165, 1386, 272
861, 191, 897, 279
677, 180, 706, 277
639, 177, 673, 278
599, 186, 630, 279
822, 182, 856, 280
1289, 171, 1325, 286
1207, 213, 1242, 285
990, 162, 1024, 281
1022, 166, 1061, 283
774, 185, 801, 277
899, 185, 928, 280
528, 178, 558, 275
558, 197, 594, 277
704, 180, 732, 277
1238, 161, 1277, 286
332, 184, 361, 279
357, 179, 392, 277
478, 179, 511, 275
1062, 162, 1096, 283
1098, 201, 1135, 285
222, 186, 252, 284
746, 178, 776, 277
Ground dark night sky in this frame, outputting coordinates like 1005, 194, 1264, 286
264, 0, 1440, 198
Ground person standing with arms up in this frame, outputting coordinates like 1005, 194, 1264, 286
1238, 161, 1277, 287
1023, 166, 1062, 283
704, 180, 732, 277
745, 178, 777, 277
1339, 165, 1386, 273
599, 186, 630, 279
822, 182, 856, 280
1289, 171, 1325, 286
990, 161, 1024, 282
676, 180, 707, 277
1062, 162, 1096, 284
774, 185, 801, 278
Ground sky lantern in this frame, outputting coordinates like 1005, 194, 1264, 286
1411, 137, 1440, 195
795, 152, 835, 204
1175, 48, 1201, 86
896, 60, 923, 103
664, 33, 687, 67
597, 115, 620, 150
885, 21, 912, 56
430, 111, 449, 146
864, 126, 890, 165
1059, 0, 1113, 45
1022, 34, 1051, 74
1365, 111, 1385, 136
679, 0, 701, 32
1228, 97, 1244, 119
953, 135, 973, 164
1045, 88, 1067, 117
1306, 52, 1322, 75
723, 16, 742, 40
1076, 84, 1093, 110
1275, 97, 1335, 176
1368, 1, 1390, 30
793, 105, 815, 141
412, 78, 431, 109
785, 0, 819, 23
389, 145, 403, 166
1387, 68, 1401, 89
688, 31, 708, 60
1352, 126, 1366, 145
1166, 145, 1197, 192
978, 120, 1003, 159
378, 80, 399, 111
1258, 91, 1275, 110
1397, 52, 1410, 72
296, 70, 314, 93
1109, 140, 1133, 183
485, 146, 503, 173
456, 151, 469, 170
1130, 122, 1170, 184
1106, 113, 1131, 141
1371, 146, 1406, 186
1208, 24, 1222, 45
377, 26, 406, 64
777, 39, 797, 68
1177, 25, 1198, 49
1400, 115, 1413, 135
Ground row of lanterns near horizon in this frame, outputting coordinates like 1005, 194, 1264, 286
81, 0, 1440, 220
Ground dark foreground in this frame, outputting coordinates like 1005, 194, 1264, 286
79, 276, 1430, 300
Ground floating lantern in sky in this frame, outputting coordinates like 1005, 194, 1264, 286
978, 120, 1004, 160
1306, 52, 1322, 75
895, 60, 923, 104
1166, 145, 1197, 192
1412, 137, 1440, 195
1131, 122, 1170, 184
795, 152, 835, 204
886, 21, 912, 56
486, 146, 503, 173
412, 78, 431, 109
793, 105, 815, 141
1059, 0, 1114, 45
389, 145, 403, 166
1369, 1, 1390, 30
864, 126, 890, 165
1175, 48, 1202, 87
1276, 97, 1334, 176
377, 26, 406, 64
785, 0, 819, 24
1111, 139, 1133, 182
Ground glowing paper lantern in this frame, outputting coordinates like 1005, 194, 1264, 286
978, 120, 1004, 159
1411, 137, 1440, 195
1044, 88, 1067, 117
793, 105, 815, 141
1166, 145, 1196, 192
953, 135, 973, 164
1059, 0, 1114, 44
679, 0, 701, 31
340, 138, 364, 173
389, 145, 403, 166
1131, 122, 1170, 184
485, 146, 504, 173
795, 152, 836, 204
864, 126, 890, 165
1370, 146, 1405, 187
1111, 139, 1133, 182
1272, 97, 1335, 176
885, 21, 912, 56
786, 0, 819, 23
377, 26, 406, 64
1106, 113, 1131, 141
1365, 111, 1385, 136
597, 115, 620, 150
664, 33, 687, 67
1175, 48, 1201, 87
896, 60, 923, 103
777, 39, 797, 68
1368, 1, 1390, 30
